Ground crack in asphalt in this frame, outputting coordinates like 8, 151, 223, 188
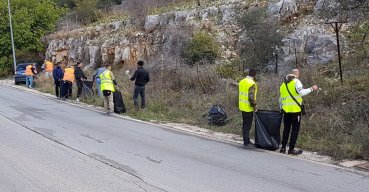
0, 112, 169, 192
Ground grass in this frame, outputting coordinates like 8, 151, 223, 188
33, 61, 369, 161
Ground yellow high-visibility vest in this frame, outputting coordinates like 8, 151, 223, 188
45, 61, 54, 72
100, 70, 115, 92
280, 79, 303, 113
239, 77, 257, 112
25, 65, 33, 76
63, 67, 75, 82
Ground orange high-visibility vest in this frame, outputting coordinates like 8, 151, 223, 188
63, 67, 75, 82
45, 61, 54, 72
25, 65, 33, 76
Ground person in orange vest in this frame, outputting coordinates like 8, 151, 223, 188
25, 63, 37, 88
61, 64, 75, 100
43, 59, 54, 78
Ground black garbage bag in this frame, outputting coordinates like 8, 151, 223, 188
254, 110, 282, 151
82, 81, 94, 98
208, 105, 227, 126
113, 90, 126, 114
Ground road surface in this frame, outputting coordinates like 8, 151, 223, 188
0, 85, 368, 192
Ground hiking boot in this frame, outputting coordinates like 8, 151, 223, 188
280, 148, 286, 154
288, 149, 303, 155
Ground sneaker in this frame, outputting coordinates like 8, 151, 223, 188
288, 149, 303, 155
76, 98, 80, 102
280, 148, 286, 154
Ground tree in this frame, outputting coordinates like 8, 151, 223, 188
0, 0, 65, 75
238, 8, 282, 70
182, 31, 220, 66
55, 0, 76, 9
75, 0, 99, 25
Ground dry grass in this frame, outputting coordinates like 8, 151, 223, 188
33, 60, 369, 160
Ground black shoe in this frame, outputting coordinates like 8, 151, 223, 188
243, 143, 256, 149
280, 148, 286, 154
288, 149, 303, 155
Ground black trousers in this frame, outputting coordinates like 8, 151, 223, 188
242, 111, 253, 145
55, 80, 61, 97
133, 85, 146, 109
62, 81, 73, 98
281, 112, 301, 150
76, 80, 83, 98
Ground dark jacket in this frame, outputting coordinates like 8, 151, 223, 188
130, 66, 150, 86
74, 66, 86, 81
53, 66, 64, 82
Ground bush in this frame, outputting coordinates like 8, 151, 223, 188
75, 0, 100, 25
238, 8, 282, 70
215, 60, 245, 80
182, 32, 220, 66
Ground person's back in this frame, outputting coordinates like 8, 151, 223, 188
63, 67, 75, 83
130, 61, 150, 109
100, 65, 116, 115
130, 66, 150, 86
53, 64, 63, 98
45, 61, 54, 72
53, 66, 63, 81
94, 67, 107, 96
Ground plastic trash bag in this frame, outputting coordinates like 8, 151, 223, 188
254, 110, 282, 150
208, 105, 227, 126
82, 81, 94, 98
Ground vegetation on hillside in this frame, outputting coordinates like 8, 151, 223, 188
0, 0, 65, 76
13, 0, 369, 160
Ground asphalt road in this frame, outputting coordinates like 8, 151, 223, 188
0, 85, 368, 192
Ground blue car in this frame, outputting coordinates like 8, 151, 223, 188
14, 63, 37, 85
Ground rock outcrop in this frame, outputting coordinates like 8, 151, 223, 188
45, 0, 343, 72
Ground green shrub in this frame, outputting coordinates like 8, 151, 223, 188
182, 31, 220, 66
75, 0, 100, 25
215, 60, 246, 80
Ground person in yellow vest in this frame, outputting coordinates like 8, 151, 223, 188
239, 69, 258, 148
100, 64, 117, 115
43, 59, 54, 78
61, 65, 75, 100
25, 63, 37, 88
279, 69, 318, 155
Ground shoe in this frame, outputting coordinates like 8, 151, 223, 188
280, 148, 286, 154
288, 149, 303, 155
243, 143, 256, 149
76, 98, 80, 102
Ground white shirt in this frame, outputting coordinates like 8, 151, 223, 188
295, 78, 312, 96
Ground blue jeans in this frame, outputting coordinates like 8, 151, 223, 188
133, 86, 146, 109
26, 76, 33, 88
95, 78, 101, 96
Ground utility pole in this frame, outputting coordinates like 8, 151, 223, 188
7, 0, 17, 73
326, 21, 346, 85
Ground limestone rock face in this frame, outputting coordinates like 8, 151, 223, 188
45, 0, 346, 72
268, 0, 298, 19
280, 23, 340, 70
144, 15, 160, 33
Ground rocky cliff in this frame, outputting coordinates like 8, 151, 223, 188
45, 0, 342, 72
